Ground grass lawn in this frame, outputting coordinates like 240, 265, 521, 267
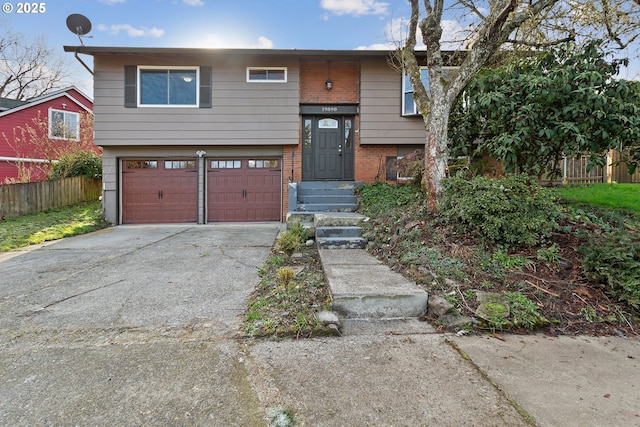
0, 201, 110, 252
553, 183, 640, 215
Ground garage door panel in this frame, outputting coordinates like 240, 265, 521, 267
122, 159, 197, 224
207, 159, 281, 222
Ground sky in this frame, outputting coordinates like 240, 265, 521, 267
1, 0, 638, 97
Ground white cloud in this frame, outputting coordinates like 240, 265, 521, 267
182, 0, 204, 5
355, 17, 413, 50
440, 19, 468, 49
98, 0, 126, 4
180, 33, 274, 49
356, 17, 469, 50
97, 24, 165, 38
321, 0, 389, 16
254, 36, 274, 49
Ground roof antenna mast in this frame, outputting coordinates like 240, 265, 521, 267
65, 14, 94, 75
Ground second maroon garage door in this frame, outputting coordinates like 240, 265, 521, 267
207, 158, 281, 222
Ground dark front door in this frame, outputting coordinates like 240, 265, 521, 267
315, 117, 341, 179
303, 116, 355, 181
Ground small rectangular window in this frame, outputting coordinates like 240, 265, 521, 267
165, 160, 196, 169
211, 160, 241, 169
139, 67, 199, 107
402, 67, 458, 116
248, 159, 279, 168
49, 109, 80, 140
247, 67, 287, 83
127, 160, 158, 169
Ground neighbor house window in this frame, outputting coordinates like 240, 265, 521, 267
49, 109, 79, 140
402, 67, 458, 116
138, 66, 199, 106
246, 67, 287, 82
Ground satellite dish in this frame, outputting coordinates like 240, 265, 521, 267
66, 14, 92, 45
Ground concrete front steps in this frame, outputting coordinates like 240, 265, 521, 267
287, 181, 366, 249
294, 181, 360, 213
287, 181, 429, 319
319, 249, 429, 319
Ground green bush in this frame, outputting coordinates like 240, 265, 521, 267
276, 228, 305, 255
581, 236, 640, 311
287, 220, 309, 242
439, 175, 559, 248
357, 182, 423, 217
49, 151, 102, 180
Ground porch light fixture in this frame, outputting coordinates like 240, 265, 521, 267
325, 79, 333, 90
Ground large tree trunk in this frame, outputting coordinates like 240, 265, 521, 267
423, 86, 450, 212
402, 0, 560, 211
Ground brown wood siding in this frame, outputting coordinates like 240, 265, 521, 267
359, 58, 426, 145
93, 55, 300, 147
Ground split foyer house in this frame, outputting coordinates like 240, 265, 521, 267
64, 46, 441, 224
0, 86, 94, 183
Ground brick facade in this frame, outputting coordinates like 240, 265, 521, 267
279, 59, 402, 218
300, 60, 360, 104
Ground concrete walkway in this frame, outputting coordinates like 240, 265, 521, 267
1, 225, 638, 426
319, 248, 429, 318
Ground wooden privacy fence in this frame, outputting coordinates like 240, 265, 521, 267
0, 177, 102, 219
541, 152, 640, 185
610, 150, 640, 184
562, 155, 605, 184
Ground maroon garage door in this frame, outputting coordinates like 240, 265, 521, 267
122, 159, 197, 224
207, 158, 281, 222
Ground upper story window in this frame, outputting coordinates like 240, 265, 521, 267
125, 65, 212, 109
139, 66, 198, 106
246, 67, 287, 83
49, 109, 79, 140
402, 67, 458, 116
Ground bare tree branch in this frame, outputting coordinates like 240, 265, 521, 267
506, 34, 576, 47
0, 30, 71, 100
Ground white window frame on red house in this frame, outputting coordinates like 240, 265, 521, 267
48, 108, 80, 140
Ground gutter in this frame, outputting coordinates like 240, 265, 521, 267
0, 156, 58, 164
73, 50, 94, 76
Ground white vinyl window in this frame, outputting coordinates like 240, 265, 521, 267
49, 109, 79, 140
246, 67, 287, 83
138, 66, 199, 107
402, 67, 458, 116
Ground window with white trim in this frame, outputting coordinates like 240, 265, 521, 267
402, 67, 458, 116
49, 109, 79, 140
138, 66, 199, 106
246, 67, 287, 83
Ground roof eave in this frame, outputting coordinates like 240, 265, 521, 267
63, 45, 457, 58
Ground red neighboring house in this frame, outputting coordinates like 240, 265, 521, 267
0, 86, 94, 183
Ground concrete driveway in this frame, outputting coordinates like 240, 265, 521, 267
0, 224, 280, 426
4, 224, 635, 426
0, 224, 526, 427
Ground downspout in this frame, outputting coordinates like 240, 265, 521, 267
74, 50, 94, 76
